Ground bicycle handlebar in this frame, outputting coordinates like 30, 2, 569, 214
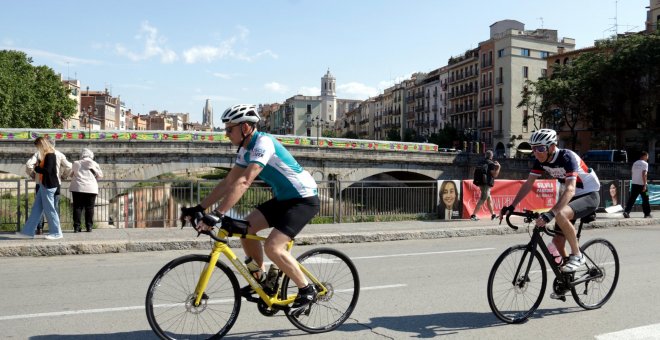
180, 208, 227, 243
500, 210, 540, 231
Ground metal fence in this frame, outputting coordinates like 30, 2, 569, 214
1, 178, 657, 233
0, 179, 442, 232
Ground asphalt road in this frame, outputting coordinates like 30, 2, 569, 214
1, 224, 659, 339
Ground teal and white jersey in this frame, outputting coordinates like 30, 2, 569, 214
236, 131, 318, 200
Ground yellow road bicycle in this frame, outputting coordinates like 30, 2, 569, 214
145, 213, 360, 339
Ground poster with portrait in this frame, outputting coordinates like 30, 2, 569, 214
599, 180, 623, 211
437, 180, 462, 220
462, 179, 559, 218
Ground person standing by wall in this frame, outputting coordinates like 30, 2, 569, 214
623, 151, 651, 218
470, 150, 501, 221
69, 148, 103, 232
20, 137, 63, 239
25, 141, 71, 235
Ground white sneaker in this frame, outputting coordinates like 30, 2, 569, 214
561, 254, 585, 272
45, 234, 63, 240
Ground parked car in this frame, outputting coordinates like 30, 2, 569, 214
582, 150, 628, 163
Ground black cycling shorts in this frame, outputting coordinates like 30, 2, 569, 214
256, 196, 320, 239
552, 191, 600, 234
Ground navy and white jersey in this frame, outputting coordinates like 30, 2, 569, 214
530, 148, 600, 196
236, 131, 318, 200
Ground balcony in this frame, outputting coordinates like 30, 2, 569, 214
432, 104, 438, 112
480, 80, 493, 88
479, 99, 493, 107
495, 97, 504, 105
415, 106, 425, 112
496, 77, 503, 85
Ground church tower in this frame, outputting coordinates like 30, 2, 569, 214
202, 99, 213, 127
320, 69, 337, 122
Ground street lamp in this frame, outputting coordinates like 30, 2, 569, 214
464, 127, 475, 152
84, 105, 98, 139
312, 115, 328, 147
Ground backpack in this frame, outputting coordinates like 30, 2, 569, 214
473, 163, 489, 186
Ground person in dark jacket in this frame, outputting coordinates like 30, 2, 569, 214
20, 137, 63, 240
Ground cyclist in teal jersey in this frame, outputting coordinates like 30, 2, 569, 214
181, 104, 320, 314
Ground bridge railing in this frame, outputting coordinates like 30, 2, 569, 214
2, 178, 658, 232
1, 179, 443, 232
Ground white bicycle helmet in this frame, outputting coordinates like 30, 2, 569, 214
529, 129, 557, 146
221, 104, 260, 124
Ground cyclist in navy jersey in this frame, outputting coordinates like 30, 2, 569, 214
501, 129, 600, 275
181, 104, 320, 315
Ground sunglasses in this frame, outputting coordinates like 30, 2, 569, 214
225, 124, 241, 134
532, 145, 548, 153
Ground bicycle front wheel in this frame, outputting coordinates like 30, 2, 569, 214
487, 244, 547, 324
145, 254, 241, 340
282, 247, 360, 333
571, 238, 620, 309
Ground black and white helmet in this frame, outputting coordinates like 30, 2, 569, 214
530, 129, 557, 146
221, 104, 260, 124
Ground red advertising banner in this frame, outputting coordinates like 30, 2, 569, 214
462, 180, 559, 219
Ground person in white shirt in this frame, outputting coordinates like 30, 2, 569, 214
623, 151, 651, 218
69, 148, 103, 232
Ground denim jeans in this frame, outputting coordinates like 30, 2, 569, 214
23, 186, 61, 237
36, 184, 60, 231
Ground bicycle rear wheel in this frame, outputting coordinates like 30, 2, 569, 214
487, 244, 547, 324
282, 247, 360, 333
571, 238, 619, 309
145, 254, 241, 340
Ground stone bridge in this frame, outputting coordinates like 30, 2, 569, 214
0, 140, 486, 184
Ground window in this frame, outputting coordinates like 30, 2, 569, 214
541, 68, 547, 78
523, 66, 529, 78
540, 51, 550, 58
521, 48, 530, 57
497, 49, 505, 58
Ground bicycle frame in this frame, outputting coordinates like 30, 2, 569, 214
514, 219, 603, 292
192, 229, 327, 309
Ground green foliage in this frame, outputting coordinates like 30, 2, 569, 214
524, 32, 660, 149
402, 128, 416, 142
342, 130, 359, 139
429, 125, 459, 148
200, 168, 229, 180
0, 50, 77, 128
386, 128, 400, 141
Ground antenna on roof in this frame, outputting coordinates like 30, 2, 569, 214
537, 17, 544, 29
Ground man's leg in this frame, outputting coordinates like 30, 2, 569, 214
624, 185, 642, 215
554, 205, 579, 256
471, 186, 487, 220
641, 189, 651, 217
264, 229, 308, 288
242, 209, 270, 275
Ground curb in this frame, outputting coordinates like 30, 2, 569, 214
0, 218, 656, 257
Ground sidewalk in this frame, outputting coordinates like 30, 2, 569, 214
0, 212, 656, 257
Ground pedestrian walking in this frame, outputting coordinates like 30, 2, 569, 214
69, 148, 103, 232
623, 151, 651, 218
470, 150, 500, 221
20, 137, 64, 239
25, 142, 71, 235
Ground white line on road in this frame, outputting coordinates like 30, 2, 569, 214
350, 247, 495, 260
595, 323, 660, 339
0, 284, 406, 321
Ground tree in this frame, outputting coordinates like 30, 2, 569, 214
386, 128, 400, 141
342, 131, 359, 139
516, 80, 544, 131
0, 50, 77, 128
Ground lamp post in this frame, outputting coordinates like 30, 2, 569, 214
464, 127, 475, 152
312, 115, 328, 147
282, 120, 292, 135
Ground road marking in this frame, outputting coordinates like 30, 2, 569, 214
595, 323, 660, 339
351, 248, 494, 260
0, 284, 405, 321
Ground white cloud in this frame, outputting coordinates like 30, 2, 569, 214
115, 21, 178, 63
298, 86, 320, 96
264, 82, 289, 94
183, 27, 278, 64
377, 74, 413, 91
0, 46, 101, 67
337, 82, 379, 99
212, 72, 232, 79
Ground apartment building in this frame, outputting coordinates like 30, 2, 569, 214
447, 48, 480, 146
489, 20, 575, 157
61, 77, 81, 129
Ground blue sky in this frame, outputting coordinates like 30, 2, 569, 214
1, 0, 649, 125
